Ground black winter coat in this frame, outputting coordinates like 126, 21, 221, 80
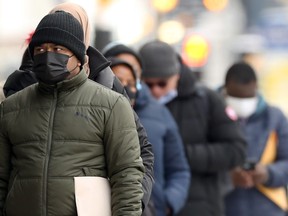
167, 64, 246, 216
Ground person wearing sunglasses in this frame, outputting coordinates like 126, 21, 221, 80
105, 48, 190, 216
139, 40, 247, 216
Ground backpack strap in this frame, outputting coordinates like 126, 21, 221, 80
256, 131, 288, 211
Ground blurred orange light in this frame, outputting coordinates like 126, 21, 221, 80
152, 0, 178, 13
203, 0, 228, 12
99, 0, 113, 6
182, 34, 210, 68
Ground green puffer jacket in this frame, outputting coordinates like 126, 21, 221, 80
0, 70, 144, 216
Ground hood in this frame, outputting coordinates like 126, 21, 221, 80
87, 46, 111, 81
177, 61, 198, 97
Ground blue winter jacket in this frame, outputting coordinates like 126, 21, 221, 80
225, 95, 288, 216
134, 83, 190, 216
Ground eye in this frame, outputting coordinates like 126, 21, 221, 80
54, 46, 64, 52
34, 47, 45, 55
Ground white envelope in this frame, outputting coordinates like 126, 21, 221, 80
74, 176, 111, 216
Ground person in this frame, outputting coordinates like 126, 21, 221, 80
0, 11, 144, 216
3, 48, 36, 97
102, 42, 143, 77
108, 56, 191, 216
139, 40, 247, 216
3, 3, 154, 210
222, 62, 288, 216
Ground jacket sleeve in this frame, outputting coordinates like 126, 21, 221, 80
187, 90, 246, 173
104, 95, 145, 216
265, 108, 288, 187
0, 103, 11, 216
133, 111, 154, 209
163, 108, 191, 215
113, 76, 155, 209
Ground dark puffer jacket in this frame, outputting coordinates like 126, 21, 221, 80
166, 63, 246, 216
0, 70, 144, 216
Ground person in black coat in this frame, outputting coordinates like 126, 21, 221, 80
139, 40, 247, 216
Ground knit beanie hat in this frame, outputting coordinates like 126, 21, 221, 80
102, 42, 142, 68
29, 11, 85, 65
139, 40, 180, 78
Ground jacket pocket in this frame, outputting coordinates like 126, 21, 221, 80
3, 169, 18, 216
82, 167, 107, 178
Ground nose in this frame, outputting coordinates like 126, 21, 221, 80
42, 43, 55, 52
150, 86, 163, 99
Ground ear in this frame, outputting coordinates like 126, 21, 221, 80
84, 54, 89, 64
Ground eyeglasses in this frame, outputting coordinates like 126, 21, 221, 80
145, 81, 168, 89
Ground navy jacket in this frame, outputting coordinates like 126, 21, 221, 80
225, 95, 288, 216
135, 83, 190, 216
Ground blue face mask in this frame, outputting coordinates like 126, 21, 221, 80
158, 89, 178, 104
33, 52, 73, 85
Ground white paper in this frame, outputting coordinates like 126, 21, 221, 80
74, 176, 111, 216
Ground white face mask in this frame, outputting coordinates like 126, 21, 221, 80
158, 89, 178, 104
225, 96, 258, 119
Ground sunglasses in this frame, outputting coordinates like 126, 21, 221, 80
145, 81, 168, 89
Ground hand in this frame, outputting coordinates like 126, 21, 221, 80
249, 163, 269, 184
166, 207, 172, 216
230, 167, 254, 188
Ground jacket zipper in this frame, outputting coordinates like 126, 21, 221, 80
42, 89, 57, 216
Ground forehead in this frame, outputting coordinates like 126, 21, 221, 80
36, 43, 63, 47
111, 64, 135, 80
226, 81, 257, 98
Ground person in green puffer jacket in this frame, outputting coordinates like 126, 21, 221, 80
0, 11, 144, 216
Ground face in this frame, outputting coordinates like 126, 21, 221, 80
143, 74, 179, 99
111, 64, 137, 105
225, 80, 257, 98
116, 53, 142, 77
225, 80, 258, 118
34, 43, 81, 79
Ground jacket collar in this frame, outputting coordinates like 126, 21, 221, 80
38, 69, 88, 94
248, 94, 267, 119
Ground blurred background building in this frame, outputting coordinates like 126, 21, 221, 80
1, 0, 288, 113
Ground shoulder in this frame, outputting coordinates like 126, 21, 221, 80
82, 79, 128, 108
193, 84, 226, 110
1, 83, 38, 114
266, 105, 287, 122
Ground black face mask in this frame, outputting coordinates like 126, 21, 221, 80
124, 85, 137, 104
33, 52, 73, 85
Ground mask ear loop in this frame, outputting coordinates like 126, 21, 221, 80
68, 54, 81, 73
68, 54, 88, 73
136, 79, 142, 91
